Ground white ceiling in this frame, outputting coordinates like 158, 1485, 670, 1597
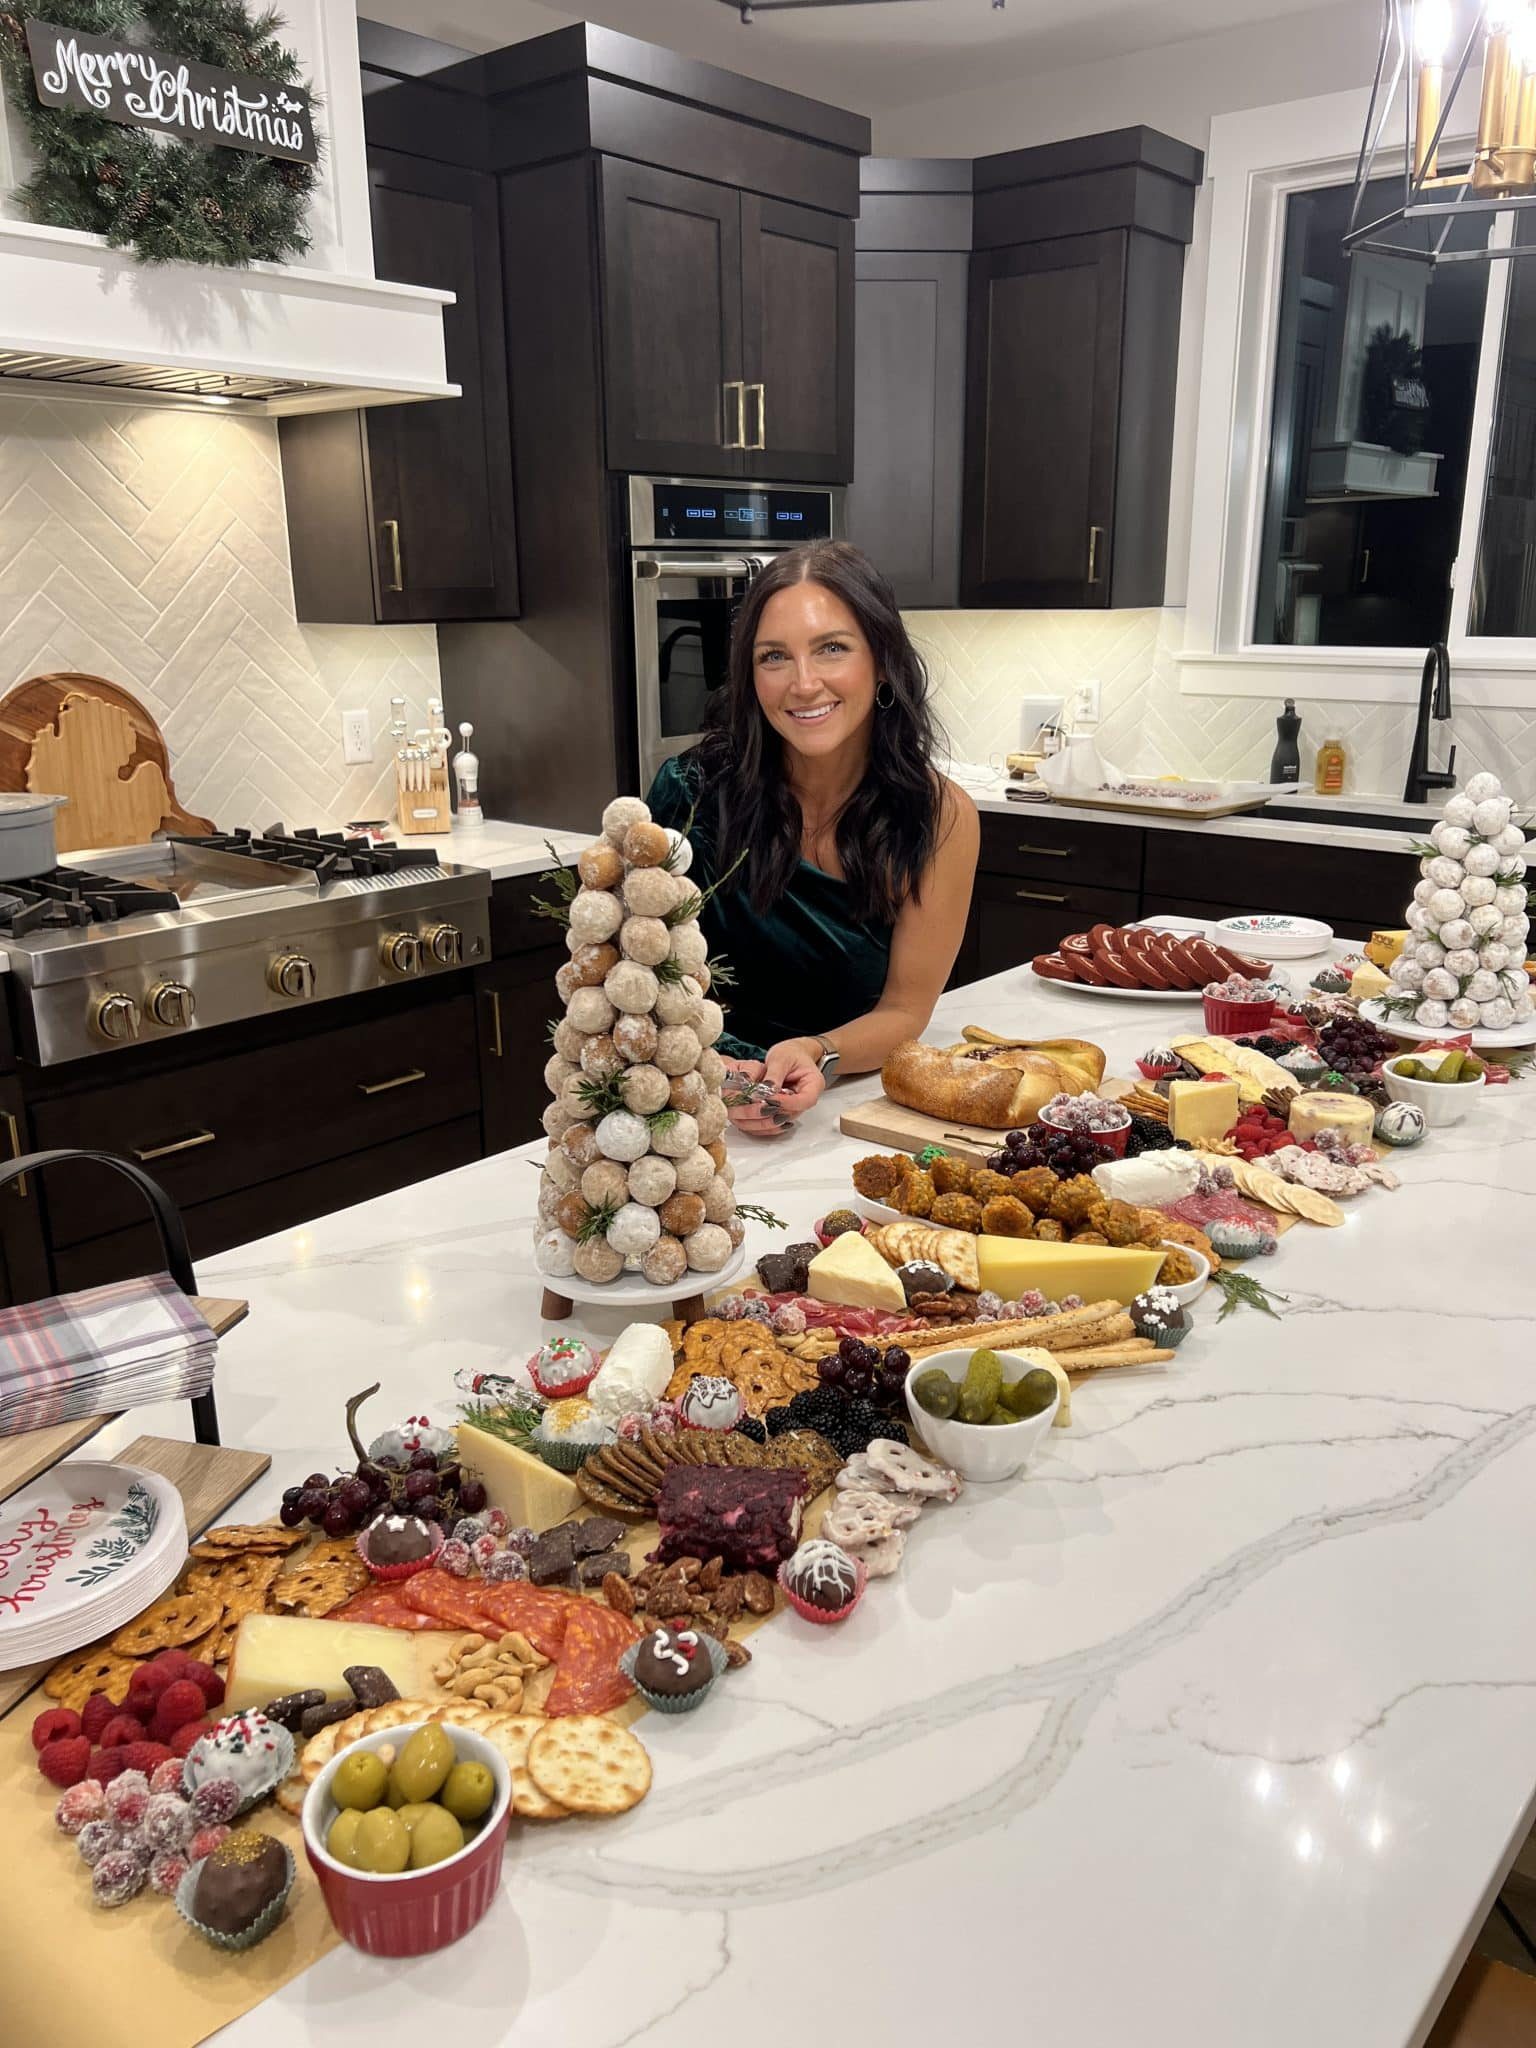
359, 0, 1345, 114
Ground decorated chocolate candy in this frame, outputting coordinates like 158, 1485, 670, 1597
633, 1625, 714, 1701
680, 1374, 743, 1431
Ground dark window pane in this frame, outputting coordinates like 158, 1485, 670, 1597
1254, 177, 1487, 647
1471, 225, 1536, 635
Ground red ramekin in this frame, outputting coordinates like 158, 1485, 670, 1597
1202, 994, 1275, 1036
1038, 1104, 1131, 1157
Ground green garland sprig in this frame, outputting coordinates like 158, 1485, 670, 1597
0, 0, 319, 266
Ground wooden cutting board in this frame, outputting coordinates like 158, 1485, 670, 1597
838, 1093, 1013, 1165
0, 672, 213, 854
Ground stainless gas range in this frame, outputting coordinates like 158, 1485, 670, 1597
0, 828, 491, 1065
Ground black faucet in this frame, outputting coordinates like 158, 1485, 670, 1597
1403, 642, 1457, 804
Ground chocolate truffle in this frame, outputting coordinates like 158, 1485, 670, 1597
191, 1832, 289, 1935
365, 1514, 436, 1565
783, 1539, 860, 1614
755, 1242, 820, 1295
895, 1259, 954, 1304
633, 1625, 714, 1700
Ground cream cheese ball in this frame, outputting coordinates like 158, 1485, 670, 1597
674, 1145, 716, 1194
577, 840, 625, 890
684, 1223, 733, 1273
650, 1110, 700, 1159
581, 1159, 630, 1208
623, 866, 685, 919
536, 1228, 577, 1278
654, 975, 703, 1027
695, 1095, 728, 1144
566, 986, 616, 1035
613, 1013, 659, 1064
655, 1024, 702, 1075
596, 1109, 651, 1162
580, 1033, 625, 1080
607, 1201, 661, 1257
701, 1173, 735, 1224
572, 1238, 624, 1284
643, 1234, 688, 1286
603, 794, 652, 847
669, 1070, 707, 1115
619, 1062, 671, 1115
627, 1153, 678, 1206
669, 921, 709, 973
568, 888, 624, 945
693, 998, 725, 1046
619, 916, 671, 967
606, 960, 660, 1015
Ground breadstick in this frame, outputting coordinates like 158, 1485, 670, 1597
1048, 1342, 1173, 1372
900, 1302, 1120, 1353
1045, 1312, 1133, 1351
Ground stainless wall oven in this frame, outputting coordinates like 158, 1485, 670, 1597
629, 474, 843, 789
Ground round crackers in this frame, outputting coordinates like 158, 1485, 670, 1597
527, 1715, 651, 1816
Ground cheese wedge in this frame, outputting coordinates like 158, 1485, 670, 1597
457, 1423, 582, 1530
1171, 1035, 1293, 1103
974, 1236, 1163, 1308
1287, 1091, 1375, 1143
808, 1230, 907, 1312
225, 1612, 440, 1716
1167, 1076, 1239, 1143
997, 1345, 1072, 1426
1348, 961, 1392, 1002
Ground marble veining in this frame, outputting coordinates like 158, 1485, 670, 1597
87, 961, 1536, 2047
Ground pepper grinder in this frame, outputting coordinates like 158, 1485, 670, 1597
452, 722, 484, 828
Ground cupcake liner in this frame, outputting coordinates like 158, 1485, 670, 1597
528, 1361, 599, 1400
356, 1521, 446, 1583
533, 1435, 602, 1473
175, 1841, 295, 1951
777, 1553, 868, 1626
619, 1630, 728, 1713
183, 1719, 296, 1817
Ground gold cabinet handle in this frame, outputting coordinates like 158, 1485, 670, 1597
487, 989, 504, 1059
358, 1068, 426, 1096
1015, 843, 1071, 858
749, 382, 766, 451
1014, 888, 1068, 903
722, 381, 746, 451
3, 1109, 26, 1196
1087, 524, 1105, 585
132, 1129, 216, 1163
380, 519, 404, 593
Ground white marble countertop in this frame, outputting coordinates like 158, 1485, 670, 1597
961, 775, 1425, 857
380, 818, 591, 881
83, 964, 1536, 2048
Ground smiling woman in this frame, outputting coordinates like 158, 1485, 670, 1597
645, 540, 979, 1139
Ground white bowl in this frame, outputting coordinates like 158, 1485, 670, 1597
1381, 1051, 1486, 1127
1214, 913, 1335, 960
1159, 1241, 1211, 1307
903, 1346, 1059, 1482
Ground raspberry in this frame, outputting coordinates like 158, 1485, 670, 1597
142, 1791, 192, 1852
54, 1780, 107, 1834
181, 1660, 224, 1709
151, 1679, 208, 1741
170, 1718, 215, 1759
80, 1692, 121, 1744
98, 1713, 147, 1750
31, 1706, 81, 1750
188, 1823, 230, 1861
150, 1758, 185, 1796
120, 1742, 175, 1780
92, 1849, 145, 1907
188, 1776, 240, 1827
76, 1818, 120, 1866
152, 1648, 194, 1677
127, 1664, 172, 1709
148, 1851, 188, 1897
38, 1735, 92, 1788
105, 1770, 151, 1825
86, 1745, 131, 1786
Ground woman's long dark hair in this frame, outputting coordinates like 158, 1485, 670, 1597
695, 540, 945, 928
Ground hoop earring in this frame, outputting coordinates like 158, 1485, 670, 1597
875, 681, 896, 711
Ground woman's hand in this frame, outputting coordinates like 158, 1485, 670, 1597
721, 1042, 826, 1138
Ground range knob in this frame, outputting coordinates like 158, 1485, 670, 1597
268, 952, 316, 1000
146, 981, 196, 1029
91, 992, 141, 1043
423, 922, 463, 966
380, 931, 423, 977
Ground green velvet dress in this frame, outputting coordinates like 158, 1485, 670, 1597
646, 753, 892, 1061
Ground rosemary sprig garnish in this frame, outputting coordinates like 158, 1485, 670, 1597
459, 1397, 543, 1449
576, 1073, 627, 1120
574, 1198, 620, 1245
530, 840, 580, 926
734, 1203, 786, 1230
1212, 1269, 1288, 1321
646, 1108, 680, 1135
661, 844, 750, 926
1404, 838, 1438, 859
654, 955, 690, 987
704, 952, 737, 990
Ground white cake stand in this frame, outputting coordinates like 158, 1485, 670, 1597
539, 1242, 750, 1325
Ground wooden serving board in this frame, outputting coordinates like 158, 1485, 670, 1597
0, 1429, 269, 1720
837, 1093, 1015, 1164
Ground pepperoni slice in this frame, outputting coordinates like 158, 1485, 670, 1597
474, 1583, 573, 1661
331, 1590, 447, 1630
544, 1601, 636, 1717
399, 1570, 502, 1633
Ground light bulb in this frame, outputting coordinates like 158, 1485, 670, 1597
1417, 0, 1454, 63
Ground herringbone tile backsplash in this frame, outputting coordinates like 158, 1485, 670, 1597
908, 607, 1536, 805
0, 395, 442, 831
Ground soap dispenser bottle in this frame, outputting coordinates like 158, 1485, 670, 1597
1270, 699, 1301, 785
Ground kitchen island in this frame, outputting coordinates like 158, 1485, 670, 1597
90, 963, 1536, 2048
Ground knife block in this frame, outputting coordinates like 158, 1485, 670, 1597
395, 758, 452, 835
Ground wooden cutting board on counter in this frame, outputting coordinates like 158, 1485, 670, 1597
837, 1094, 1015, 1164
0, 672, 213, 854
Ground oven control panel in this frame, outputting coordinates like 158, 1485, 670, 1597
629, 475, 840, 550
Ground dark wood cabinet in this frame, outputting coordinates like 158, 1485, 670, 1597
478, 870, 574, 1155
600, 163, 854, 483
0, 1075, 49, 1308
1142, 832, 1412, 936
973, 873, 1141, 978
961, 130, 1201, 609
281, 150, 519, 624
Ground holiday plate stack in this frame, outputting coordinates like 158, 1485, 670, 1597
0, 1463, 187, 1673
1365, 772, 1536, 1047
534, 796, 748, 1309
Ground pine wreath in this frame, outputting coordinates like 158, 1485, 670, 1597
0, 0, 320, 265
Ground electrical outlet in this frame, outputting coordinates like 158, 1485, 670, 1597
1072, 679, 1101, 727
341, 709, 373, 765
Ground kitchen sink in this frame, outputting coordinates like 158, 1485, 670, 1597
1264, 800, 1434, 833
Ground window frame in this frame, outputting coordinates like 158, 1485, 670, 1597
1179, 84, 1536, 709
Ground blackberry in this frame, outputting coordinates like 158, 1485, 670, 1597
734, 1416, 767, 1444
847, 1400, 883, 1432
786, 1389, 825, 1424
763, 1406, 794, 1437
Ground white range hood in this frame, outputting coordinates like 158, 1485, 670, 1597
0, 1, 456, 415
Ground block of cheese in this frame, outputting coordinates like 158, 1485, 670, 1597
1286, 1091, 1375, 1143
1348, 961, 1392, 1002
1167, 1076, 1240, 1143
457, 1422, 582, 1530
1365, 928, 1409, 969
225, 1612, 440, 1715
996, 1345, 1072, 1427
807, 1229, 907, 1312
1171, 1036, 1292, 1102
974, 1236, 1163, 1308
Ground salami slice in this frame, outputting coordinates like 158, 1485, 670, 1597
544, 1601, 636, 1718
399, 1570, 503, 1633
331, 1590, 447, 1630
474, 1583, 572, 1660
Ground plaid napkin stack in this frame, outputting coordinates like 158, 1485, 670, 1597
0, 1273, 216, 1436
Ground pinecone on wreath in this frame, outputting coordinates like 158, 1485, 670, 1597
121, 188, 154, 232
276, 162, 310, 194
0, 12, 26, 55
97, 160, 125, 191
199, 196, 223, 226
